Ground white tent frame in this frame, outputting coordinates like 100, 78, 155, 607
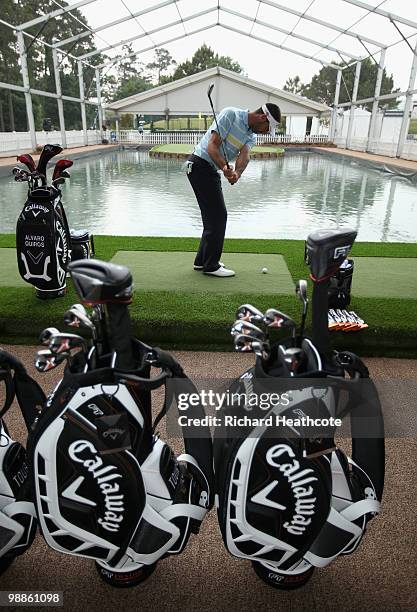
0, 0, 416, 157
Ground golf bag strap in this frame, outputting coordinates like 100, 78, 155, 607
0, 349, 45, 428
160, 503, 207, 522
0, 365, 14, 419
341, 498, 380, 521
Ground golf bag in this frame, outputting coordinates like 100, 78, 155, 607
16, 187, 71, 299
0, 349, 45, 575
328, 258, 354, 308
70, 229, 95, 262
214, 229, 384, 589
26, 341, 214, 587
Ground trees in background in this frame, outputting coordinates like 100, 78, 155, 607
283, 58, 399, 110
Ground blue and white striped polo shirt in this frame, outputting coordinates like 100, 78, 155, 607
194, 107, 257, 170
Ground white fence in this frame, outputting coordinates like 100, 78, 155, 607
0, 130, 101, 155
115, 130, 330, 146
333, 135, 417, 161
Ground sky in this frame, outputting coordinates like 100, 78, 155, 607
64, 0, 417, 92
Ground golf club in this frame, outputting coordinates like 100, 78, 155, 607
264, 308, 296, 330
236, 304, 265, 323
39, 327, 60, 346
17, 153, 36, 173
48, 332, 87, 355
52, 159, 73, 182
295, 279, 309, 342
36, 144, 63, 185
207, 82, 230, 170
231, 320, 265, 341
234, 333, 270, 359
35, 349, 68, 373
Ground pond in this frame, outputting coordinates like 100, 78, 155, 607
1, 149, 416, 242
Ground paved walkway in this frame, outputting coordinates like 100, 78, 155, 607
0, 143, 119, 166
314, 146, 417, 171
1, 345, 415, 612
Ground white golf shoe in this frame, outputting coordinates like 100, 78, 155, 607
204, 266, 235, 277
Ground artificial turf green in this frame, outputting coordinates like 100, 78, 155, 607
0, 233, 417, 356
110, 251, 294, 294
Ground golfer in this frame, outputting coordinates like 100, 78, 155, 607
186, 103, 281, 277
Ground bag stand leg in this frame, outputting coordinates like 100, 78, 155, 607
252, 561, 315, 590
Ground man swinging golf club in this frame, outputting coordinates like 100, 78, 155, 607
186, 83, 281, 277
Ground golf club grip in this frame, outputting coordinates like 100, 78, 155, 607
312, 280, 331, 355
106, 303, 135, 370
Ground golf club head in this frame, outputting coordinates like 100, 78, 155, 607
35, 349, 67, 373
236, 304, 264, 322
64, 306, 95, 331
17, 153, 36, 173
234, 333, 269, 356
69, 259, 133, 304
231, 320, 265, 341
39, 327, 60, 346
264, 309, 295, 330
305, 228, 357, 282
36, 144, 63, 178
48, 333, 86, 355
52, 159, 73, 181
12, 168, 29, 182
296, 280, 308, 307
281, 347, 306, 375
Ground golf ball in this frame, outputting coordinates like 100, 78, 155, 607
262, 267, 268, 274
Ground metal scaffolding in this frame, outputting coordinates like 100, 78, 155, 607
0, 0, 416, 158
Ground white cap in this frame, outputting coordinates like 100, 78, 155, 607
262, 104, 279, 135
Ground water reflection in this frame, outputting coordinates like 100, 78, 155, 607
1, 150, 416, 242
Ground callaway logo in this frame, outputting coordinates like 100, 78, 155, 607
264, 444, 317, 536
27, 251, 44, 265
333, 245, 350, 259
25, 203, 49, 215
68, 440, 125, 532
88, 403, 104, 416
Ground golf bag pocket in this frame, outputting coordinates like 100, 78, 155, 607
328, 258, 354, 308
70, 229, 95, 262
16, 188, 70, 299
28, 347, 213, 587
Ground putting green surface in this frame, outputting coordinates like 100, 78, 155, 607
110, 251, 294, 294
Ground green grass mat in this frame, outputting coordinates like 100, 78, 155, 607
0, 249, 26, 287
0, 234, 416, 356
110, 251, 294, 294
354, 257, 417, 299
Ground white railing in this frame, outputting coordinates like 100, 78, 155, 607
0, 130, 101, 155
334, 136, 417, 160
115, 130, 330, 146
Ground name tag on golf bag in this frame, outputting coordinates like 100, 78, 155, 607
214, 346, 384, 590
26, 342, 213, 588
328, 259, 354, 309
16, 188, 71, 299
0, 349, 45, 575
70, 229, 95, 263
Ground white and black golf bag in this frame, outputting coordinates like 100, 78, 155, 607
26, 342, 213, 587
0, 349, 45, 575
214, 228, 385, 589
16, 187, 71, 299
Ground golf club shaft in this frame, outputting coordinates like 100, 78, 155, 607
207, 83, 230, 169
